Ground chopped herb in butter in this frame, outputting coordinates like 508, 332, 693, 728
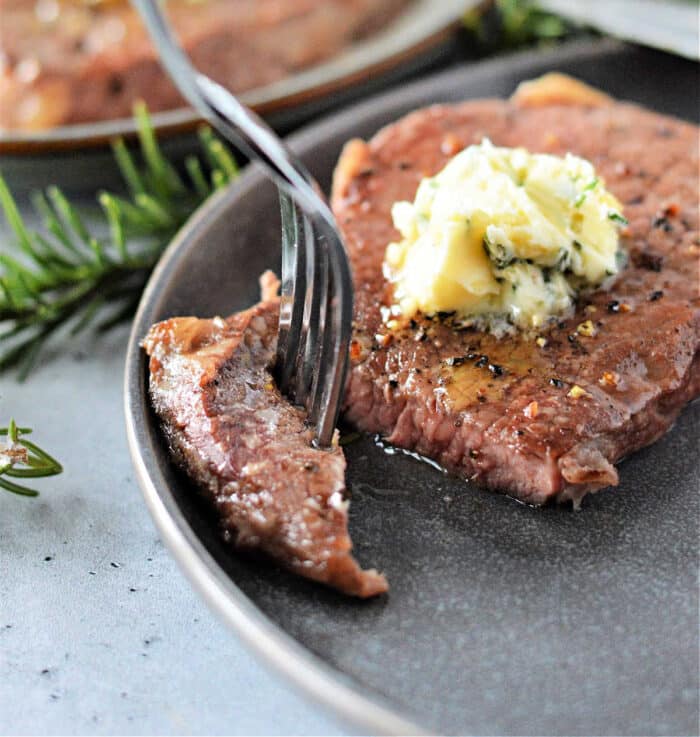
383, 139, 626, 333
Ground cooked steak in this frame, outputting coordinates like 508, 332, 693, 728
143, 273, 387, 597
145, 82, 697, 594
0, 0, 409, 130
332, 92, 699, 506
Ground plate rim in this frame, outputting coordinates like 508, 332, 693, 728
123, 177, 428, 737
0, 0, 470, 155
123, 37, 669, 735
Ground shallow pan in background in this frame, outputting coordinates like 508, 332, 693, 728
0, 0, 471, 194
125, 39, 699, 736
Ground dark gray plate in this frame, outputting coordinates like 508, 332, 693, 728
125, 40, 700, 736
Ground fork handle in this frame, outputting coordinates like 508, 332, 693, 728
134, 0, 334, 230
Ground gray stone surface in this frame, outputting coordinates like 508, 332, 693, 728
0, 321, 347, 736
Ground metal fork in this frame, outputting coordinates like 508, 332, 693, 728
134, 0, 353, 447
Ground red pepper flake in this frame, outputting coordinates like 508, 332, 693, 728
524, 401, 539, 419
440, 133, 463, 157
349, 339, 363, 362
599, 371, 620, 388
662, 202, 680, 217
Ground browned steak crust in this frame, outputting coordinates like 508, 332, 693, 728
143, 275, 387, 597
332, 97, 700, 505
0, 0, 410, 130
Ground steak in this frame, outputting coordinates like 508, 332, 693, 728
332, 87, 700, 506
143, 272, 387, 597
145, 81, 697, 595
0, 0, 409, 130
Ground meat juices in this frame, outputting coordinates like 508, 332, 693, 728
332, 94, 699, 506
143, 273, 387, 597
0, 0, 410, 130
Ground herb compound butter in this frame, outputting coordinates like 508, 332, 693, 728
383, 139, 626, 332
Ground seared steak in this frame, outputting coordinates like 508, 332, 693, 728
145, 82, 697, 594
0, 0, 409, 130
143, 273, 387, 597
332, 92, 699, 506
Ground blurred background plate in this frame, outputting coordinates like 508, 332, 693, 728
0, 0, 472, 192
126, 39, 699, 736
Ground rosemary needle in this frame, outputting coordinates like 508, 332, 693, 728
0, 419, 62, 497
0, 103, 239, 380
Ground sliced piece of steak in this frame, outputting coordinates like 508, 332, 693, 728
332, 95, 699, 506
143, 273, 387, 597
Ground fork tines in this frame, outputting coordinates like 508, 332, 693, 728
275, 192, 351, 448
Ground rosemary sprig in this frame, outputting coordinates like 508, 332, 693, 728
463, 0, 576, 51
0, 419, 62, 497
0, 103, 239, 379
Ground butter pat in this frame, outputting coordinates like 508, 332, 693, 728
383, 139, 626, 332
